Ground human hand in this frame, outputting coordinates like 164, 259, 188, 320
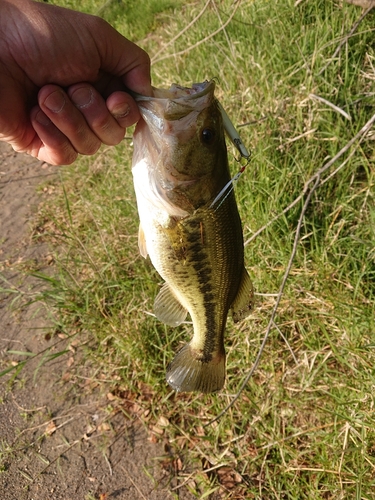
0, 0, 152, 165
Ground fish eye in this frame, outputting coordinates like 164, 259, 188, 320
201, 128, 215, 145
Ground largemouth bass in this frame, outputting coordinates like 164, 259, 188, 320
132, 80, 254, 393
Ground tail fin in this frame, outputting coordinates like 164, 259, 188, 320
166, 344, 225, 393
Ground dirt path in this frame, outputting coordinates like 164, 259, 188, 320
0, 143, 192, 500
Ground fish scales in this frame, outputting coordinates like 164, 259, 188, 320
132, 80, 254, 393
161, 194, 243, 354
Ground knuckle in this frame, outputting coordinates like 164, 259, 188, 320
92, 117, 124, 145
55, 142, 78, 165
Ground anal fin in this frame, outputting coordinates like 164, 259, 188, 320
154, 283, 188, 327
231, 268, 254, 323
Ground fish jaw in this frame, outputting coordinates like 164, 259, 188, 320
134, 80, 216, 179
132, 155, 189, 220
133, 80, 229, 213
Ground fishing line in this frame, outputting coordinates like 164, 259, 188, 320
210, 163, 248, 210
210, 101, 251, 210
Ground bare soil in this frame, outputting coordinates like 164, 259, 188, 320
0, 142, 193, 500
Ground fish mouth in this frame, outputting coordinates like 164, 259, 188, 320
134, 80, 215, 104
134, 80, 216, 124
132, 80, 220, 213
133, 80, 217, 189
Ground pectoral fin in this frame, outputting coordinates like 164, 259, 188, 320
154, 283, 188, 327
138, 224, 148, 258
231, 268, 254, 323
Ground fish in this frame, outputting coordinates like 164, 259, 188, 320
131, 80, 254, 393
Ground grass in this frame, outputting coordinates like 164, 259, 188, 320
2, 0, 375, 497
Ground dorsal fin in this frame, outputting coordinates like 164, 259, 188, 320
231, 268, 254, 323
154, 283, 188, 327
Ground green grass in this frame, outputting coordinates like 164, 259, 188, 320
3, 0, 375, 497
50, 0, 183, 40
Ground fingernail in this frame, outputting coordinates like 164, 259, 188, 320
111, 104, 130, 119
44, 90, 66, 113
35, 110, 51, 126
70, 87, 93, 108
